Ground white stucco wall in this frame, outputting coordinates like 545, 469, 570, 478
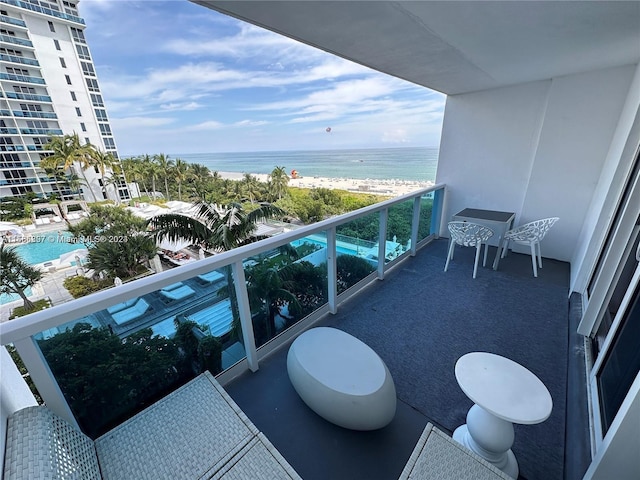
436, 64, 636, 270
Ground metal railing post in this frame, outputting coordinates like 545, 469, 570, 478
327, 227, 338, 314
411, 196, 422, 256
232, 261, 259, 372
13, 337, 79, 429
378, 208, 388, 278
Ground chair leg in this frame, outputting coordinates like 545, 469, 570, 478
482, 242, 489, 267
444, 241, 456, 272
530, 242, 538, 277
501, 239, 509, 258
473, 243, 482, 278
537, 242, 543, 268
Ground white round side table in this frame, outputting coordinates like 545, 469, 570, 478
453, 352, 553, 479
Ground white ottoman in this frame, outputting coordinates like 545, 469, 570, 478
287, 327, 396, 430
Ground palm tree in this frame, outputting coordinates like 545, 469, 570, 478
148, 202, 284, 339
141, 155, 160, 199
154, 153, 174, 201
0, 244, 43, 311
188, 163, 211, 201
148, 201, 284, 252
89, 147, 117, 201
241, 173, 262, 204
268, 166, 289, 201
173, 158, 191, 201
121, 157, 149, 198
42, 133, 98, 202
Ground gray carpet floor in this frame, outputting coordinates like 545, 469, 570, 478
227, 238, 571, 479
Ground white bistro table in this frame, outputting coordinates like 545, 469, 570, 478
453, 352, 552, 479
452, 209, 515, 270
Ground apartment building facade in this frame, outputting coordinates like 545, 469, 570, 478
0, 0, 129, 202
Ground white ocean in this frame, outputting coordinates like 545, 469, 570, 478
173, 147, 439, 182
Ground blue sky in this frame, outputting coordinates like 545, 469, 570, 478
79, 1, 445, 156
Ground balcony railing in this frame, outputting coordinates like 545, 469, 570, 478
0, 34, 33, 47
0, 13, 27, 27
12, 110, 57, 119
1, 0, 85, 25
0, 53, 39, 66
0, 184, 445, 436
5, 91, 52, 102
1, 73, 46, 84
20, 128, 62, 135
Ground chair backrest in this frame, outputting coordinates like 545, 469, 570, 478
507, 217, 559, 243
448, 221, 494, 247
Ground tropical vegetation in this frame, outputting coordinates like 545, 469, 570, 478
0, 244, 43, 311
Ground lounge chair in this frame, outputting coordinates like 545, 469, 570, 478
197, 270, 225, 284
111, 298, 150, 325
187, 299, 232, 337
160, 285, 196, 302
106, 298, 138, 314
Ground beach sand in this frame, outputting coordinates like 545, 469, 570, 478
218, 172, 434, 197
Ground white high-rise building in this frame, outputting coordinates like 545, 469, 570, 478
0, 0, 129, 202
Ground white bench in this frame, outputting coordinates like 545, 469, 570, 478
287, 327, 397, 430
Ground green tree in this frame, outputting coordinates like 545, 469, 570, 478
154, 153, 174, 200
268, 166, 289, 201
38, 323, 186, 439
173, 158, 191, 201
68, 205, 147, 247
42, 133, 99, 202
86, 233, 157, 279
0, 244, 43, 311
89, 147, 117, 201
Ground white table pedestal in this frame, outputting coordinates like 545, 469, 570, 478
453, 404, 518, 479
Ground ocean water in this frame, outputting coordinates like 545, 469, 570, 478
175, 147, 439, 182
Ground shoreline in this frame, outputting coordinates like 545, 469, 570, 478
217, 171, 434, 197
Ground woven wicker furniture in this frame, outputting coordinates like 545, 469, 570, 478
399, 423, 512, 480
3, 372, 302, 480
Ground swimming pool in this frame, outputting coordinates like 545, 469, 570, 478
10, 232, 81, 265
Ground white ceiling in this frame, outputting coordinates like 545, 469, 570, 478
195, 1, 640, 95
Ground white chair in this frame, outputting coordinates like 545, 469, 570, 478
445, 221, 494, 279
501, 217, 559, 277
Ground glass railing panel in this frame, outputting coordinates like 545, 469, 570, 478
386, 199, 415, 263
35, 265, 239, 438
333, 213, 379, 291
417, 191, 435, 243
247, 234, 330, 346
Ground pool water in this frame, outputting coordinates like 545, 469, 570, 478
10, 232, 81, 265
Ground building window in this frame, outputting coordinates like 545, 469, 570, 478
85, 78, 99, 92
84, 137, 90, 145
81, 62, 95, 76
75, 44, 90, 60
104, 138, 116, 149
90, 94, 104, 107
99, 124, 112, 136
65, 75, 72, 85
54, 39, 61, 50
75, 107, 82, 117
70, 91, 77, 101
59, 57, 66, 68
80, 122, 86, 132
94, 109, 108, 121
48, 21, 55, 33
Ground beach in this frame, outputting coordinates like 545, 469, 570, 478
218, 172, 434, 197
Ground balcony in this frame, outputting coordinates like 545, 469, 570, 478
0, 34, 33, 48
0, 184, 587, 479
0, 54, 40, 66
20, 128, 62, 135
1, 0, 85, 25
5, 91, 51, 102
12, 110, 57, 119
0, 13, 26, 27
0, 73, 45, 84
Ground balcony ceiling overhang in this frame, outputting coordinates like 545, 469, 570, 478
194, 1, 640, 95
